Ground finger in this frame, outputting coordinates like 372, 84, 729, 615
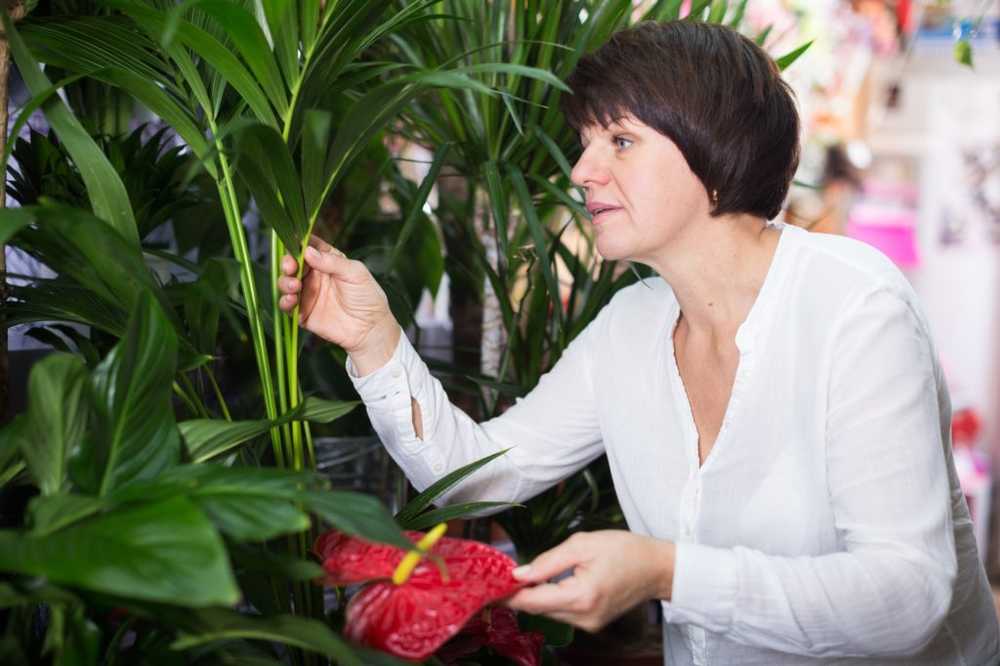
277, 276, 301, 295
304, 245, 354, 278
279, 293, 298, 312
506, 581, 581, 615
281, 254, 299, 276
513, 539, 587, 584
308, 235, 334, 252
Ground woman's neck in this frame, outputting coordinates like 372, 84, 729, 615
648, 214, 781, 348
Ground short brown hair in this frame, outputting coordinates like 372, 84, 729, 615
562, 21, 800, 220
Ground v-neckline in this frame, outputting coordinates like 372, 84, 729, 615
664, 224, 791, 472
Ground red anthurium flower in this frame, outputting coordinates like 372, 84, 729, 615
314, 524, 533, 662
436, 606, 544, 666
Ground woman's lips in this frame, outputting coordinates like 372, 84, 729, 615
592, 207, 621, 224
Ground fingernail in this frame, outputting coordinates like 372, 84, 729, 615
512, 565, 531, 579
305, 247, 319, 259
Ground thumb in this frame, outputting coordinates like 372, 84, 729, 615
303, 245, 353, 278
513, 539, 587, 584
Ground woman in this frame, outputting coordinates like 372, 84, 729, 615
278, 21, 999, 665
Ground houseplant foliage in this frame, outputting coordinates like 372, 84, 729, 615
0, 293, 414, 665
0, 0, 550, 664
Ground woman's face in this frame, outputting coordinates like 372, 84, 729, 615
570, 115, 712, 264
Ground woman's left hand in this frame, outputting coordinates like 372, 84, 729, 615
506, 530, 676, 632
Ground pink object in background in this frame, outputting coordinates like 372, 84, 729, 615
846, 180, 921, 269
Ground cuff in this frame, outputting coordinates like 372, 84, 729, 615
344, 331, 431, 448
661, 542, 739, 633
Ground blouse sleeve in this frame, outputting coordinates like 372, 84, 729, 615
663, 286, 957, 657
345, 309, 608, 510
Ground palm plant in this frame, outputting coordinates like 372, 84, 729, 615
388, 0, 811, 560
0, 0, 553, 663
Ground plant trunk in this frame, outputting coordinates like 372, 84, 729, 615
0, 1, 26, 422
474, 188, 506, 393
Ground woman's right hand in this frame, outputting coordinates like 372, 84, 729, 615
277, 236, 400, 371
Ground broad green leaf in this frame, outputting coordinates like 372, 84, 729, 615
395, 449, 510, 525
0, 208, 33, 245
775, 40, 814, 71
3, 14, 138, 245
171, 609, 362, 665
27, 494, 104, 537
180, 397, 359, 462
108, 465, 390, 543
18, 354, 89, 496
304, 490, 410, 550
198, 495, 309, 541
0, 496, 238, 607
72, 293, 179, 496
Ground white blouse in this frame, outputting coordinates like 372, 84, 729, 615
347, 222, 1000, 665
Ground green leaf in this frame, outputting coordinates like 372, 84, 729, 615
17, 354, 89, 496
955, 39, 973, 68
451, 63, 570, 93
106, 0, 278, 127
0, 581, 81, 609
229, 543, 325, 582
301, 109, 334, 216
389, 142, 450, 266
775, 40, 814, 71
728, 0, 749, 27
754, 24, 773, 46
400, 501, 516, 530
0, 207, 33, 245
3, 14, 138, 245
108, 465, 382, 543
171, 609, 363, 665
510, 166, 564, 334
28, 494, 104, 537
170, 0, 288, 116
233, 123, 307, 251
180, 397, 359, 462
304, 490, 410, 550
707, 0, 728, 23
395, 448, 510, 525
0, 68, 100, 187
73, 293, 180, 496
299, 396, 361, 423
0, 496, 239, 606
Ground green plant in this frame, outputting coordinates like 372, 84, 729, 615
0, 293, 413, 665
0, 1, 554, 663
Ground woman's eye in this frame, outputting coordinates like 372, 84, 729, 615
614, 136, 632, 150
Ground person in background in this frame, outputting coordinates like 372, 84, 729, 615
278, 20, 999, 665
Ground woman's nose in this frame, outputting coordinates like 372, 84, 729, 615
570, 147, 609, 190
